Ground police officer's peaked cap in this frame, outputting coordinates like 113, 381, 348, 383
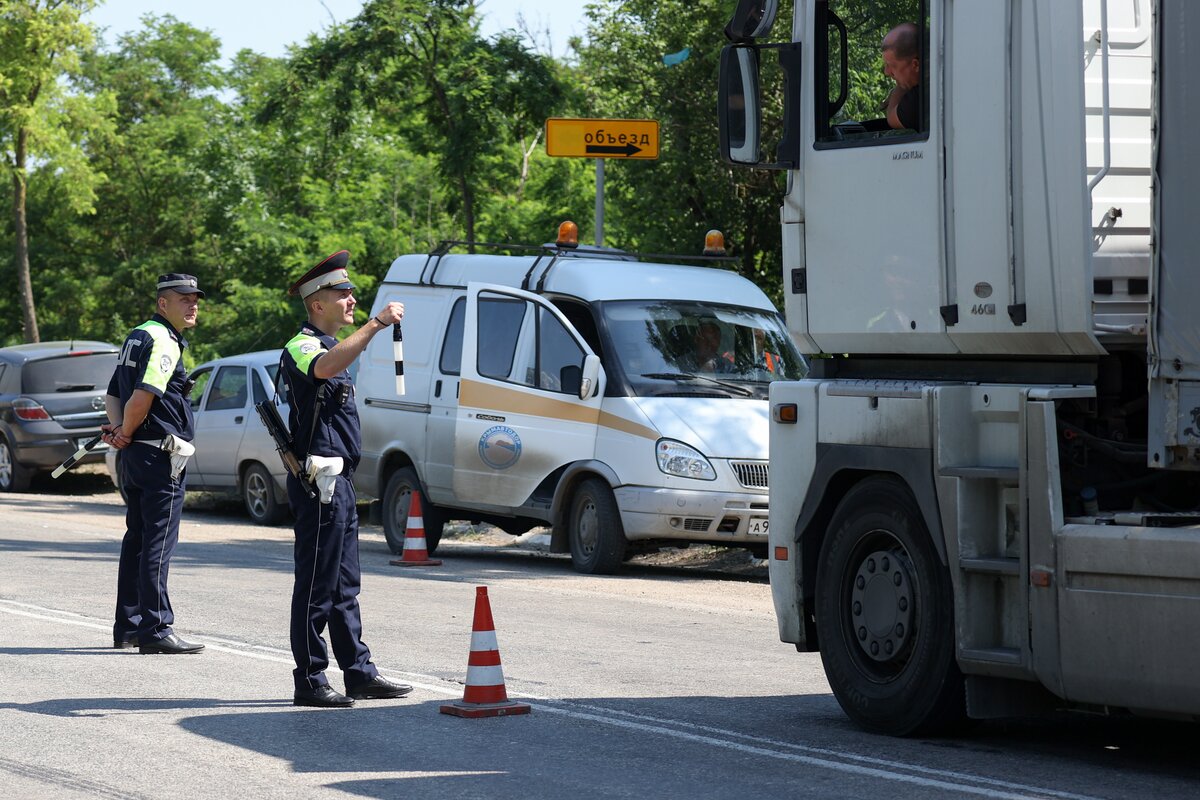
157, 273, 205, 298
289, 250, 356, 299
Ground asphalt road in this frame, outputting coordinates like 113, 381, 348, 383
1, 469, 1198, 799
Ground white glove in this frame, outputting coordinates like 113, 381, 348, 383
305, 455, 345, 504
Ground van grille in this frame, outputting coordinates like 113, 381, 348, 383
730, 460, 769, 490
683, 518, 712, 532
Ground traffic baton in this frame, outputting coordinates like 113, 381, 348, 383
51, 434, 103, 479
393, 323, 405, 395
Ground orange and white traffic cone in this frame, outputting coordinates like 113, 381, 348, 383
388, 492, 442, 567
441, 586, 531, 718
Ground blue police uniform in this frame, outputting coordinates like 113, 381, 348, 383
108, 312, 195, 646
282, 321, 380, 692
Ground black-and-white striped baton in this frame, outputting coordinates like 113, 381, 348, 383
393, 323, 405, 395
52, 434, 103, 479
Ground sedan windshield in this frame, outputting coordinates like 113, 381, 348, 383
599, 300, 806, 398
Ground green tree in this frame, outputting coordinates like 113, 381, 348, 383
0, 0, 112, 342
575, 0, 792, 303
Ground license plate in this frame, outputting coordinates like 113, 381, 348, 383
79, 437, 107, 451
748, 517, 769, 535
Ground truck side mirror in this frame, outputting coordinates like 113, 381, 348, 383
719, 42, 802, 170
560, 364, 582, 396
719, 46, 761, 165
579, 354, 602, 400
724, 0, 778, 42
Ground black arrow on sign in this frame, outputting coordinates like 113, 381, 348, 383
585, 142, 643, 157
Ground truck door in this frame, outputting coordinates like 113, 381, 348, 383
802, 1, 948, 352
453, 282, 604, 508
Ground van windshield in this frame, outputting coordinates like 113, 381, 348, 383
599, 300, 806, 398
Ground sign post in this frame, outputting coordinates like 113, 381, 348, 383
545, 118, 659, 247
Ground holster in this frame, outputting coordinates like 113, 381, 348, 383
304, 455, 344, 504
161, 434, 196, 481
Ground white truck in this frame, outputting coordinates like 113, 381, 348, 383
721, 0, 1200, 734
354, 232, 805, 573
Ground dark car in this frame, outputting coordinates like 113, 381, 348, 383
0, 341, 120, 491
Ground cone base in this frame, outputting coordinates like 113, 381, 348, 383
440, 700, 531, 718
389, 558, 442, 567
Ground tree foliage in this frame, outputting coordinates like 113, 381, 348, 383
0, 0, 916, 354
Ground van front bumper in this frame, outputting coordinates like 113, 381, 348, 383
613, 486, 770, 543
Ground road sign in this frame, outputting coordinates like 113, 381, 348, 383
545, 118, 659, 160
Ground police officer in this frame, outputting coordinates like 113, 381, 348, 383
102, 273, 205, 655
283, 250, 411, 708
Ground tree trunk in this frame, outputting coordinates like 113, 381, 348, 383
459, 174, 476, 253
12, 128, 39, 343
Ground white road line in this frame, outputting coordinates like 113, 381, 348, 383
0, 599, 1100, 800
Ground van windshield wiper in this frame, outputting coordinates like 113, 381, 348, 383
639, 372, 754, 397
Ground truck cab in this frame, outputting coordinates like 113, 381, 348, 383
720, 0, 1200, 734
354, 234, 805, 573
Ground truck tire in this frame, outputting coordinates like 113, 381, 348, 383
568, 477, 626, 574
814, 476, 965, 736
0, 435, 32, 492
242, 462, 288, 525
382, 466, 443, 555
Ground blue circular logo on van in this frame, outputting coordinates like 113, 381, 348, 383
478, 425, 522, 470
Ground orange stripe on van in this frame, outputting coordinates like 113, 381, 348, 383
459, 379, 658, 439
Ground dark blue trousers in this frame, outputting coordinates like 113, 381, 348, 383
114, 445, 184, 644
287, 473, 378, 691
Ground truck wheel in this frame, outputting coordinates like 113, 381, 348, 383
814, 476, 965, 736
569, 477, 626, 574
0, 436, 32, 492
242, 462, 287, 525
382, 466, 443, 555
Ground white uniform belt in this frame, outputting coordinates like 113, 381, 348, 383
134, 438, 170, 450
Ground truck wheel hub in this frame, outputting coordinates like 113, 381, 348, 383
851, 548, 914, 663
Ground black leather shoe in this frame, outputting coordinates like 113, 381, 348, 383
294, 685, 355, 708
346, 675, 414, 700
113, 636, 138, 649
139, 633, 205, 654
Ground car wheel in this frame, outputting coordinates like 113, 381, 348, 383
242, 462, 287, 525
814, 476, 966, 736
568, 477, 626, 574
0, 436, 32, 492
382, 466, 443, 555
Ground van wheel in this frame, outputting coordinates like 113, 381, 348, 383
0, 436, 32, 492
242, 462, 287, 525
814, 476, 965, 736
382, 467, 443, 555
569, 477, 626, 574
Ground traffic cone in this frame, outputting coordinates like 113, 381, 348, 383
441, 586, 531, 718
388, 492, 442, 567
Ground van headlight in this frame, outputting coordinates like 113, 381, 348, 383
655, 439, 716, 481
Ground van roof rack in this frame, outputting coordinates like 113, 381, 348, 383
415, 238, 738, 291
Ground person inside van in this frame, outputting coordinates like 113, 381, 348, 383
693, 319, 734, 374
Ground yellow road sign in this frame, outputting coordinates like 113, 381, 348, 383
545, 117, 659, 159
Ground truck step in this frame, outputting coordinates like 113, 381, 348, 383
959, 647, 1023, 666
939, 465, 1019, 481
960, 557, 1020, 576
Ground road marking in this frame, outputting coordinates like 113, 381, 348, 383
0, 599, 1101, 800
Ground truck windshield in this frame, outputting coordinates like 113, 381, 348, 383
599, 300, 806, 398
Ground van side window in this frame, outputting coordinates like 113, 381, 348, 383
477, 294, 528, 381
439, 297, 467, 375
535, 308, 585, 393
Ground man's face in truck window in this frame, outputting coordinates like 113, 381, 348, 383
882, 46, 920, 91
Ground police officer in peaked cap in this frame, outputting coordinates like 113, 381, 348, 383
280, 250, 412, 707
102, 273, 206, 655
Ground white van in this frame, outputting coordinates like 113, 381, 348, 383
355, 237, 806, 573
